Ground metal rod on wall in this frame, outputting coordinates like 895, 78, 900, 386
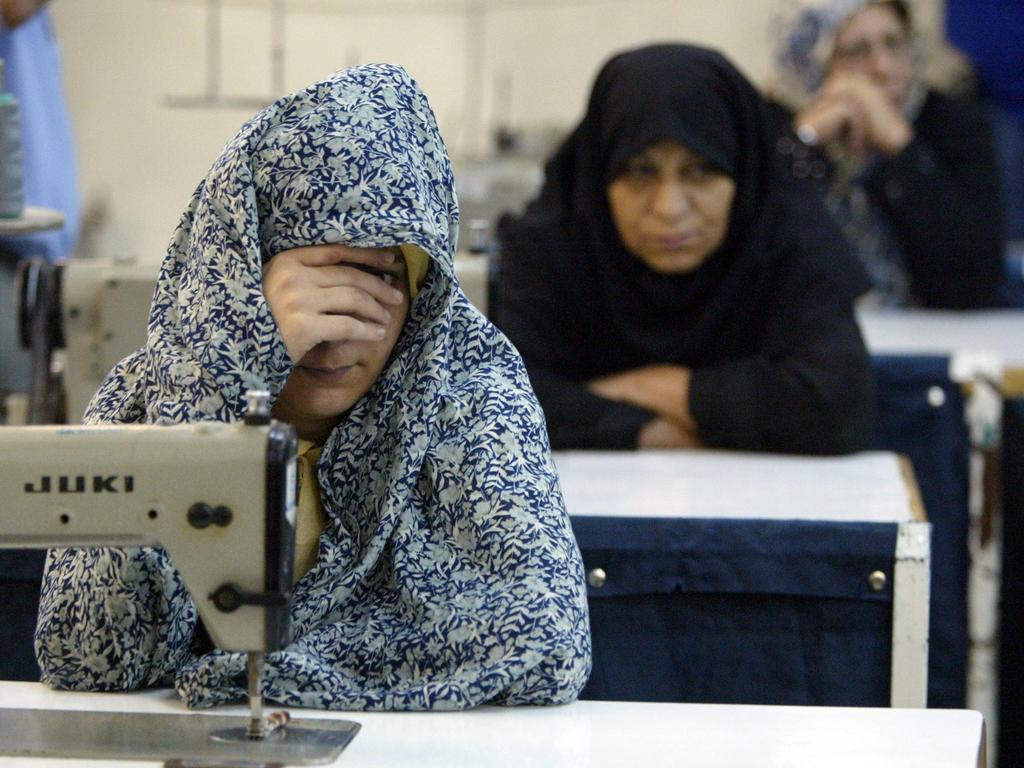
270, 0, 285, 98
462, 0, 486, 156
166, 0, 286, 110
205, 0, 221, 99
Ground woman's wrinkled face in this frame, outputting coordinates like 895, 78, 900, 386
830, 3, 914, 107
272, 246, 409, 442
607, 139, 736, 274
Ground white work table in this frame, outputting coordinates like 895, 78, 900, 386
858, 309, 1024, 394
554, 450, 929, 709
554, 449, 922, 523
0, 682, 985, 768
858, 309, 1024, 365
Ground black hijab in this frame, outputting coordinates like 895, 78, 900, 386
499, 43, 869, 373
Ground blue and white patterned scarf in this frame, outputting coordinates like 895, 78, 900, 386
36, 64, 591, 710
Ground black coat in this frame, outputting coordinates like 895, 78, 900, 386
771, 90, 1006, 309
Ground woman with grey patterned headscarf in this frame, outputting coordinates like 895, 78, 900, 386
770, 0, 1006, 308
35, 64, 592, 711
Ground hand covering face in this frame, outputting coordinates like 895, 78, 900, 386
36, 63, 591, 710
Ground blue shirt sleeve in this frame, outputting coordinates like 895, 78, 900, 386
0, 9, 80, 262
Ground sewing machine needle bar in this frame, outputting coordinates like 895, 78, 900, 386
247, 651, 265, 739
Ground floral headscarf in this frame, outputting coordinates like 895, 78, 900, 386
771, 0, 925, 113
36, 64, 591, 710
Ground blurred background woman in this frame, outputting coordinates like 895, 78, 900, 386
496, 44, 875, 454
771, 0, 1007, 308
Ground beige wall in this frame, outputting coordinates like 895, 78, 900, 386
49, 0, 944, 264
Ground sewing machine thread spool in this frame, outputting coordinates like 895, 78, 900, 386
0, 58, 26, 219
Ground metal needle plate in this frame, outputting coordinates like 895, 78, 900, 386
0, 708, 359, 765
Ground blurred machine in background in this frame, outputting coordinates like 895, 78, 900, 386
453, 154, 542, 240
12, 254, 155, 425
451, 144, 553, 328
52, 255, 153, 421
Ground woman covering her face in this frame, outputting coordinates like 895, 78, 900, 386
35, 64, 591, 710
771, 0, 1007, 308
496, 43, 875, 454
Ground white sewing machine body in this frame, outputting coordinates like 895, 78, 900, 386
0, 417, 297, 654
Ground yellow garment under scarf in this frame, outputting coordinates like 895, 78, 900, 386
293, 440, 326, 583
400, 243, 429, 297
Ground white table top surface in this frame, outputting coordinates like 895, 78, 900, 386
858, 308, 1024, 368
554, 450, 915, 524
0, 683, 984, 768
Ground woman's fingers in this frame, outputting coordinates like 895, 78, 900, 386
315, 284, 394, 325
278, 304, 389, 362
315, 313, 388, 344
289, 244, 397, 270
310, 264, 406, 306
271, 282, 395, 356
798, 99, 853, 146
817, 75, 911, 155
263, 244, 408, 362
798, 91, 870, 156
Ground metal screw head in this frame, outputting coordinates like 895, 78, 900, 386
587, 568, 607, 588
188, 502, 214, 529
868, 570, 888, 592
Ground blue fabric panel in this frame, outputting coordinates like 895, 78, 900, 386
572, 517, 896, 705
582, 593, 891, 706
0, 550, 45, 681
571, 517, 896, 601
997, 397, 1024, 768
872, 354, 970, 708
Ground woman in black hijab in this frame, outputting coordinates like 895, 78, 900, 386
495, 43, 875, 453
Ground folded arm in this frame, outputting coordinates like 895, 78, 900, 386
35, 546, 199, 691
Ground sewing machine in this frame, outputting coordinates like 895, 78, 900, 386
0, 392, 360, 764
